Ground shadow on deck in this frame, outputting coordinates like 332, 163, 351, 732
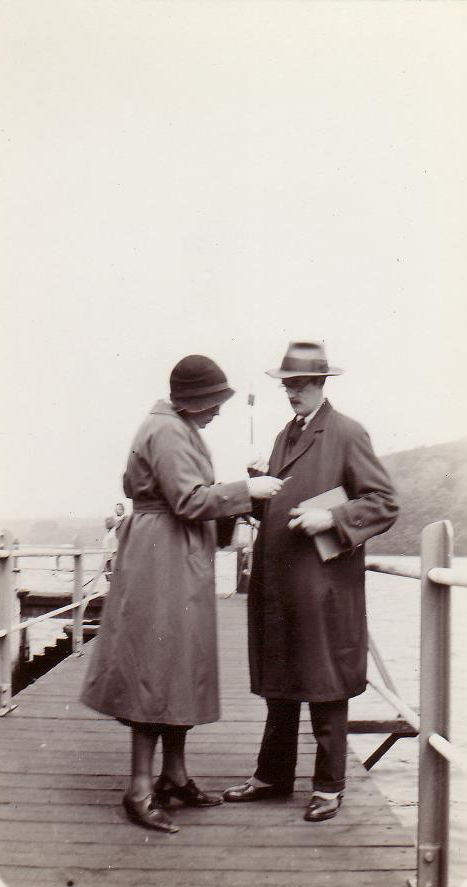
0, 595, 415, 886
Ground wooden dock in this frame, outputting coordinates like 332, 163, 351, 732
0, 595, 415, 887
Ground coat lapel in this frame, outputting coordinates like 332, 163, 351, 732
276, 400, 332, 475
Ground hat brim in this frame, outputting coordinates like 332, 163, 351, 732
266, 367, 343, 379
171, 386, 235, 412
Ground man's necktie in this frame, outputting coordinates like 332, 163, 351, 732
287, 416, 305, 449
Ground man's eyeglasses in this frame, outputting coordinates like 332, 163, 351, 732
281, 377, 313, 393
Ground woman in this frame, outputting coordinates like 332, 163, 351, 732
81, 355, 283, 832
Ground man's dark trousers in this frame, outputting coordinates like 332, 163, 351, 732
254, 698, 348, 793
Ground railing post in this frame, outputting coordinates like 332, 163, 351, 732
0, 530, 16, 716
416, 520, 452, 887
72, 535, 84, 655
12, 537, 20, 584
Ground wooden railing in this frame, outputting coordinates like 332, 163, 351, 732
366, 520, 467, 887
0, 533, 108, 715
0, 520, 466, 887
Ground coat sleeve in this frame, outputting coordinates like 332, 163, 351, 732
149, 422, 252, 521
331, 425, 399, 548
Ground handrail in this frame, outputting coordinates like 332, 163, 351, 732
427, 565, 467, 588
365, 557, 421, 580
365, 557, 467, 590
0, 547, 107, 559
366, 520, 465, 887
368, 678, 420, 733
0, 532, 110, 716
0, 569, 107, 639
428, 733, 467, 775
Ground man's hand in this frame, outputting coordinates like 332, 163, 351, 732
244, 515, 261, 529
288, 506, 334, 536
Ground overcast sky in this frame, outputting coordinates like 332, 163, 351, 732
1, 1, 466, 521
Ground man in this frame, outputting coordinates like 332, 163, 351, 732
103, 516, 118, 581
103, 504, 125, 581
114, 502, 125, 527
224, 341, 398, 821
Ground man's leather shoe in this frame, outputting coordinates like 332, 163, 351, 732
223, 781, 293, 802
123, 793, 179, 832
304, 792, 343, 822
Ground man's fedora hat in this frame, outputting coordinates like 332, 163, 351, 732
170, 355, 235, 412
266, 341, 343, 379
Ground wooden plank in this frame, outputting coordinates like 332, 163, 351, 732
0, 720, 315, 737
0, 866, 417, 887
0, 737, 323, 753
0, 842, 415, 870
5, 708, 282, 722
0, 731, 322, 748
0, 800, 399, 826
0, 773, 382, 796
0, 753, 369, 778
0, 820, 413, 846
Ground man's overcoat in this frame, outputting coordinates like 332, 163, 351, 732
81, 400, 251, 726
248, 399, 398, 703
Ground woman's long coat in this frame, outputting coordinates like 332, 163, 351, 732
81, 400, 251, 726
248, 399, 398, 703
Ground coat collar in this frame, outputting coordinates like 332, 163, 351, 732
149, 399, 212, 464
276, 399, 332, 475
149, 398, 180, 417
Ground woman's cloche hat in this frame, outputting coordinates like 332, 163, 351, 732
170, 355, 235, 412
266, 341, 343, 378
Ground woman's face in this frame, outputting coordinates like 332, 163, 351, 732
189, 405, 221, 428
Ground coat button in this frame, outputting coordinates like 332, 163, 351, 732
222, 495, 229, 501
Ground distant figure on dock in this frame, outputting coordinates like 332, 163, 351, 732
81, 354, 283, 833
102, 504, 126, 580
223, 340, 399, 823
114, 502, 125, 527
102, 516, 118, 581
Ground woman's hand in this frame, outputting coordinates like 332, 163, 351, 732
247, 475, 285, 499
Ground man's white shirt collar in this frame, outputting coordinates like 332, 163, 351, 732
301, 397, 325, 430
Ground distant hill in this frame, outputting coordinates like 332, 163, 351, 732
1, 517, 105, 549
2, 438, 466, 555
366, 437, 467, 555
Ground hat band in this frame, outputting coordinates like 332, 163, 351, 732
281, 357, 329, 373
171, 380, 230, 398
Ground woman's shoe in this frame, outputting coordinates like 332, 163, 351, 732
123, 792, 179, 832
154, 775, 223, 807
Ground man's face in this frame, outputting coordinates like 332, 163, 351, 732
281, 377, 324, 417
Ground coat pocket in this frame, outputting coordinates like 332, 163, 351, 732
182, 523, 214, 574
182, 523, 202, 555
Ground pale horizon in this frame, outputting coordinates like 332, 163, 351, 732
2, 1, 466, 520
